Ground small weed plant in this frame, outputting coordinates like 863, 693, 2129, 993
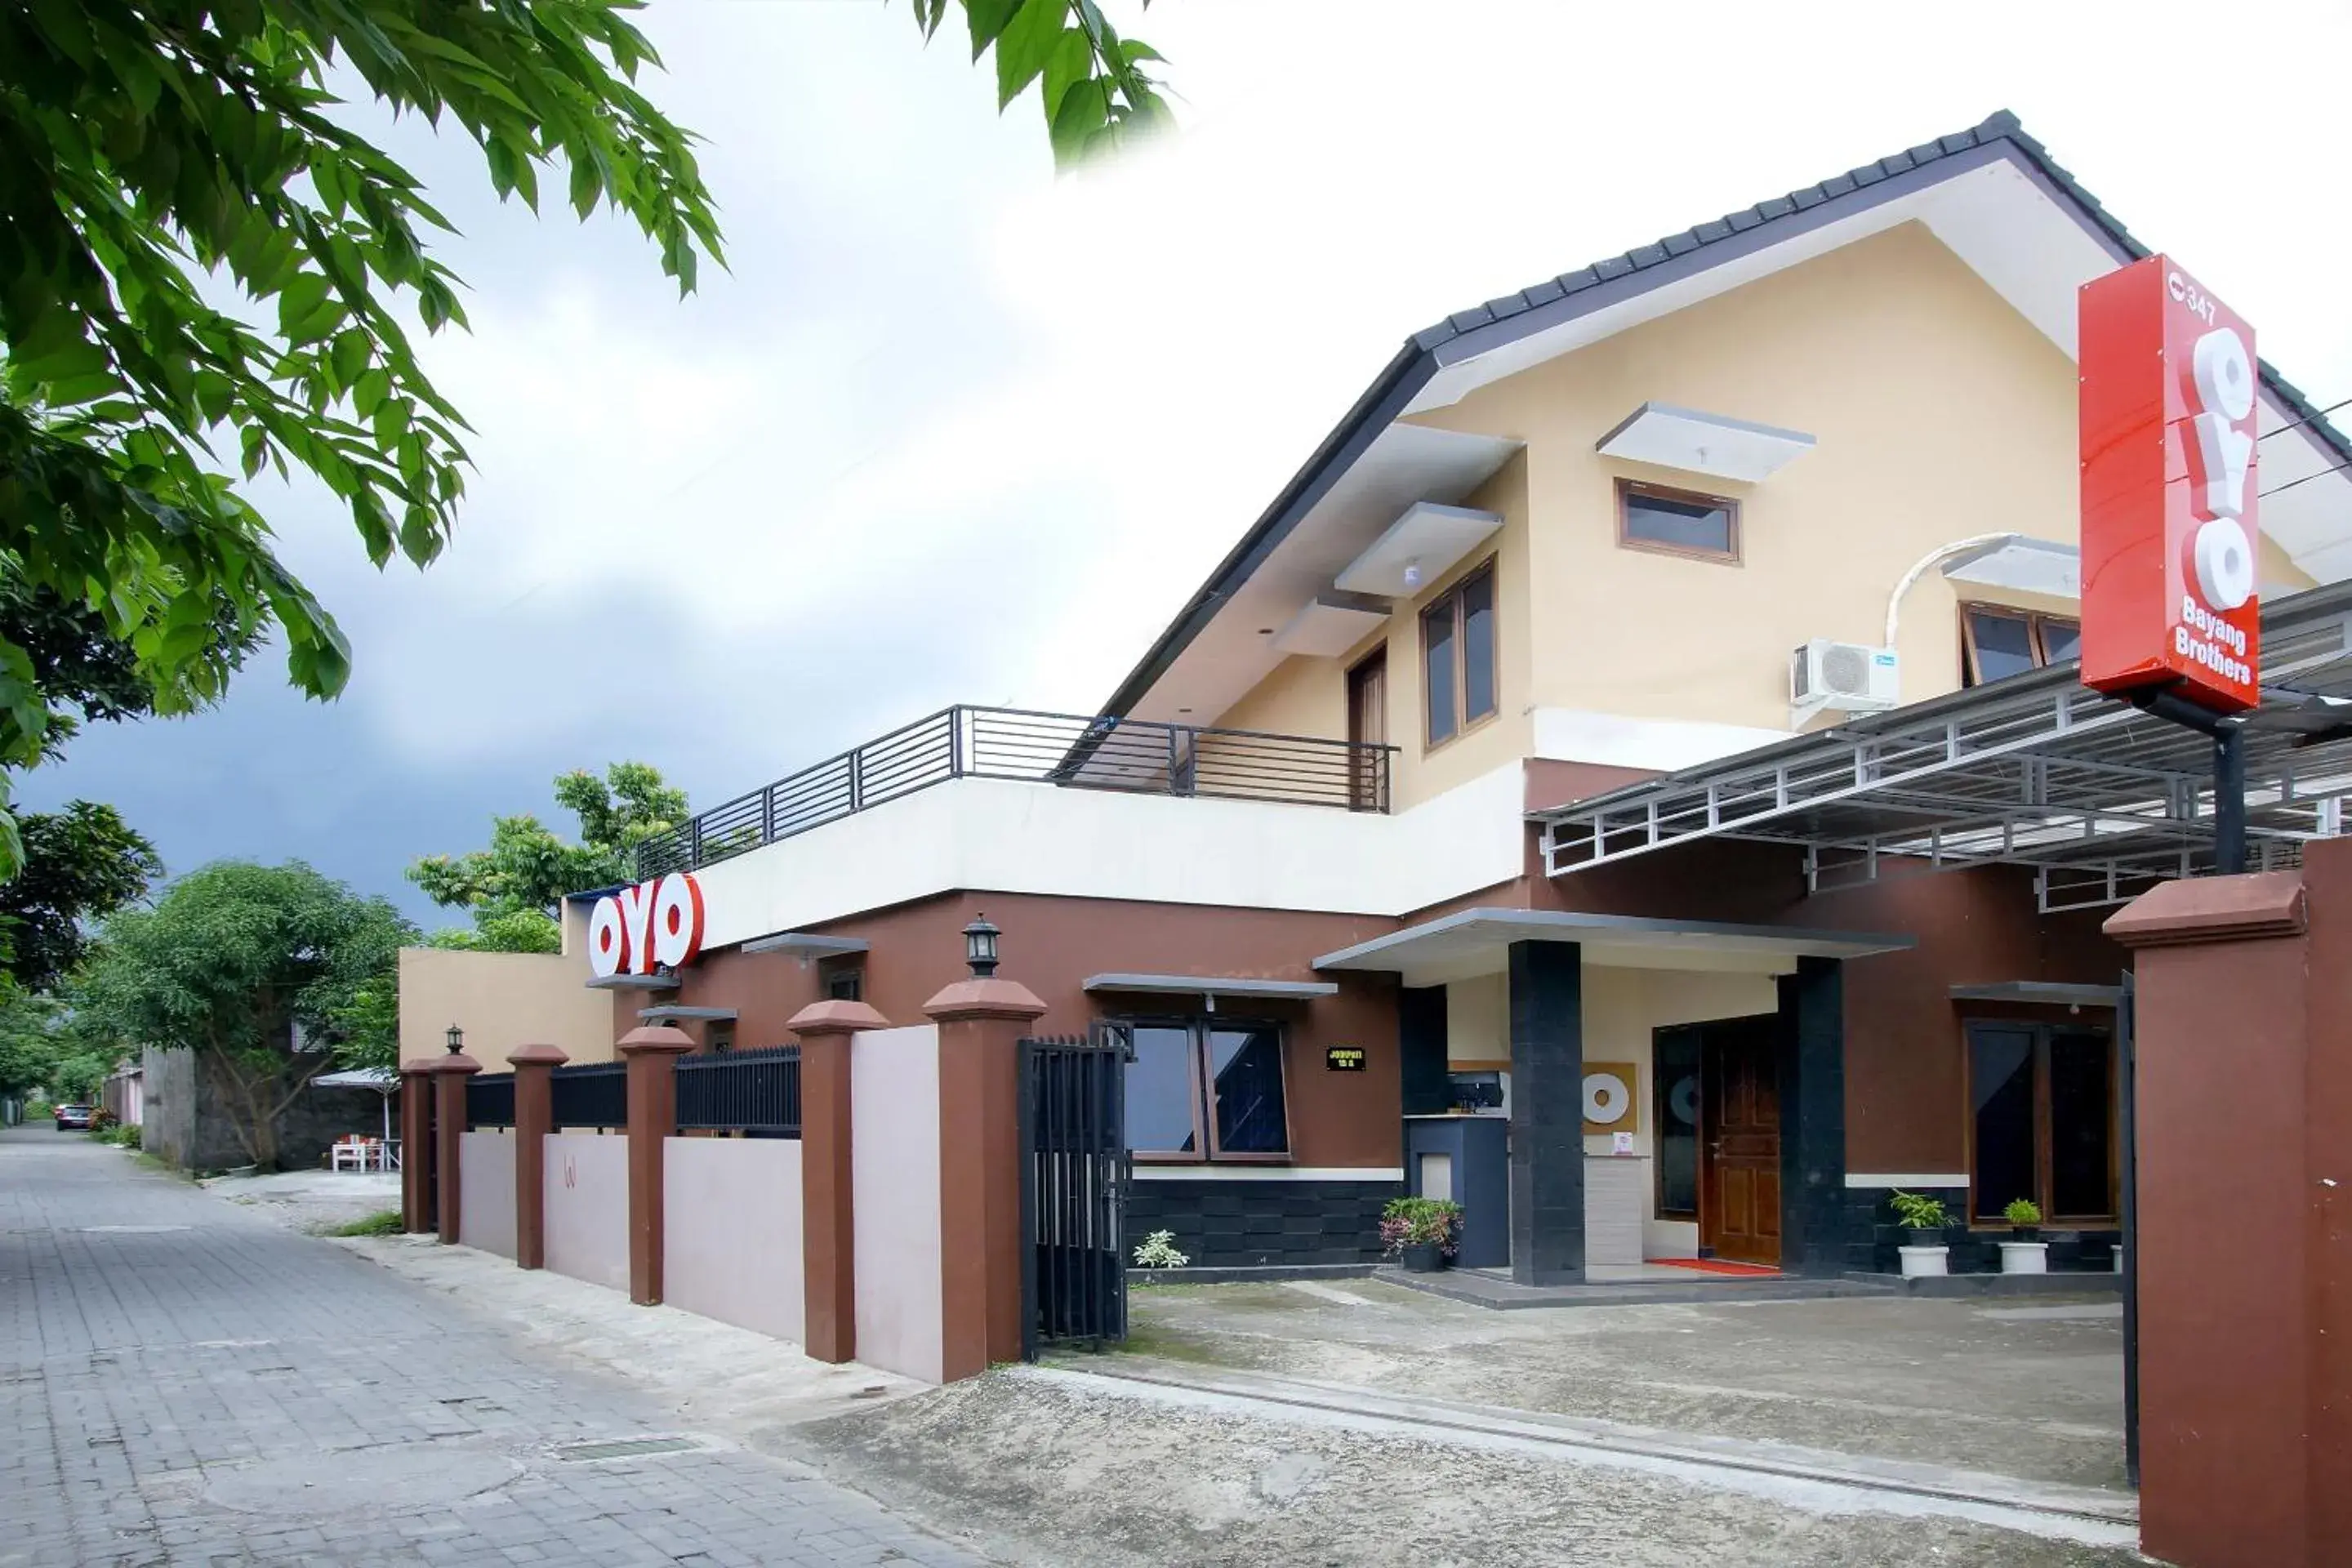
1131, 1229, 1189, 1269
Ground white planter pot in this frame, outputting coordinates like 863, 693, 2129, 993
1898, 1244, 1949, 1278
2000, 1241, 2049, 1276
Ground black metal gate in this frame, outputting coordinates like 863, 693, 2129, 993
2119, 969, 2140, 1489
1018, 1033, 1127, 1358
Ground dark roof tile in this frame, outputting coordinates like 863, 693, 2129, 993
1939, 131, 1976, 155
1521, 278, 1566, 307
1661, 232, 1702, 257
1726, 207, 1765, 232
1756, 196, 1797, 220
1627, 242, 1669, 268
1905, 140, 1948, 165
1593, 255, 1635, 280
1448, 306, 1495, 332
1850, 163, 1886, 187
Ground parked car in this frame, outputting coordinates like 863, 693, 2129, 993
52, 1104, 91, 1131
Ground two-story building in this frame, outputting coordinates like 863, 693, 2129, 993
532, 111, 2352, 1285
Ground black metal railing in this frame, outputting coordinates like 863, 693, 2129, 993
466, 1072, 516, 1129
675, 1045, 801, 1137
550, 1061, 628, 1130
637, 705, 1396, 879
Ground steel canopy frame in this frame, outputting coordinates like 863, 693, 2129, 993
1534, 586, 2352, 912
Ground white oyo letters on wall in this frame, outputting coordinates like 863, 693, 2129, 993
586, 895, 629, 979
650, 873, 706, 969
2188, 325, 2256, 612
586, 872, 708, 978
616, 881, 658, 975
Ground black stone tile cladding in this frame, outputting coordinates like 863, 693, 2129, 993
1126, 1178, 1404, 1269
1842, 1186, 2121, 1275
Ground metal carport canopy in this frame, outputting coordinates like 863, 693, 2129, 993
1531, 583, 2352, 912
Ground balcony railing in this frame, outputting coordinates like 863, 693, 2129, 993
636, 705, 1396, 880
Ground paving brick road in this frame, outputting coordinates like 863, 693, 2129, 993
0, 1128, 980, 1568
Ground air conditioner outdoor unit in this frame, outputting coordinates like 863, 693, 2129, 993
1791, 639, 1900, 720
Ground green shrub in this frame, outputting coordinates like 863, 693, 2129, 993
1889, 1189, 1950, 1231
1379, 1196, 1466, 1257
2002, 1197, 2043, 1228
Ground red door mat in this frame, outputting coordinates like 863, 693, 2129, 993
1651, 1258, 1782, 1277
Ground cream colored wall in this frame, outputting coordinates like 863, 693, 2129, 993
1410, 220, 2097, 726
852, 1023, 945, 1385
1212, 221, 2200, 800
458, 1130, 518, 1260
665, 1138, 804, 1347
1211, 456, 1534, 812
1445, 972, 1509, 1070
397, 947, 615, 1069
542, 1132, 630, 1293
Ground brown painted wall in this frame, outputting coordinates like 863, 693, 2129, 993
1400, 824, 2126, 1176
632, 893, 1406, 1169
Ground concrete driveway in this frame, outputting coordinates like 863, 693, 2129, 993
1125, 1276, 2128, 1492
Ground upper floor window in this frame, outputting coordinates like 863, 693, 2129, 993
1422, 559, 1497, 746
1961, 606, 2080, 686
1111, 1018, 1290, 1162
1618, 478, 1740, 564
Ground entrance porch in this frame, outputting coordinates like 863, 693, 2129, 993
1316, 909, 1909, 1285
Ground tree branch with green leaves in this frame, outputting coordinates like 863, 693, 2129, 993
0, 1, 1165, 880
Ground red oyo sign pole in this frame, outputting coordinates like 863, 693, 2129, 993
2079, 254, 2261, 873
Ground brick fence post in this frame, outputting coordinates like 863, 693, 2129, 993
431, 1052, 481, 1245
788, 1000, 891, 1365
2107, 854, 2352, 1568
399, 1061, 435, 1233
620, 1025, 694, 1306
925, 973, 1046, 1380
507, 1045, 567, 1270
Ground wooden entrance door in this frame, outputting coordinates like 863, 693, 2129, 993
1347, 651, 1387, 811
1701, 1018, 1782, 1267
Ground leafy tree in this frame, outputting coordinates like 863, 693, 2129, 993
409, 761, 686, 925
0, 2, 1165, 878
0, 802, 164, 991
74, 861, 417, 1167
424, 910, 561, 955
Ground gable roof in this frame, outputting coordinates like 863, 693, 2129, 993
1102, 109, 2352, 724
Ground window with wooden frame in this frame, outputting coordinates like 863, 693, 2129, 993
1965, 1020, 2115, 1223
1420, 558, 1497, 747
1616, 478, 1740, 564
1960, 606, 2082, 686
1107, 1017, 1291, 1162
820, 957, 863, 1002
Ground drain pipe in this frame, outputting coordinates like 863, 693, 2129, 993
1884, 532, 2025, 647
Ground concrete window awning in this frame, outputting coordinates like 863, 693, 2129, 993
637, 1005, 739, 1022
1313, 907, 1913, 988
1948, 981, 2122, 1008
741, 932, 869, 960
1082, 973, 1339, 1009
587, 973, 679, 991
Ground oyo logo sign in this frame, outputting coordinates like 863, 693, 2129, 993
2180, 300, 2256, 619
586, 873, 705, 978
2078, 255, 2261, 713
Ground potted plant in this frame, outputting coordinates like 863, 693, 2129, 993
1889, 1189, 1951, 1277
1380, 1196, 1464, 1273
2000, 1199, 2048, 1275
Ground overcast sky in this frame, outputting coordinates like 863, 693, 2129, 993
29, 0, 2352, 931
